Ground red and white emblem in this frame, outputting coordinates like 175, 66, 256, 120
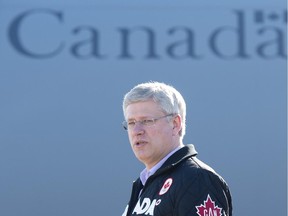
159, 178, 173, 195
196, 194, 222, 216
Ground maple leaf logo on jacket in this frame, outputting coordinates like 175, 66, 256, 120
159, 178, 173, 195
196, 194, 222, 216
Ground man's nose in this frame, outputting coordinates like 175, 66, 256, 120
132, 122, 145, 134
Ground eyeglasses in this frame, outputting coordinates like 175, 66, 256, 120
122, 114, 174, 131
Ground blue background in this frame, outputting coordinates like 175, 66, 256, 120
0, 1, 287, 216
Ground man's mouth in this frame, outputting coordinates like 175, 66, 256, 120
135, 141, 147, 147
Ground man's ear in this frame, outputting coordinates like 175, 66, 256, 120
172, 114, 182, 135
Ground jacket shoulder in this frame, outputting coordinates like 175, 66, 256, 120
170, 157, 232, 215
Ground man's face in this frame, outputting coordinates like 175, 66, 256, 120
125, 100, 177, 170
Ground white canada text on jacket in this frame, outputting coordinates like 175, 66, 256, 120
132, 198, 161, 215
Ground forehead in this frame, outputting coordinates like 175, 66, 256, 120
125, 100, 163, 119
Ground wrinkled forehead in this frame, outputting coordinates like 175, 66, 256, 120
124, 100, 164, 119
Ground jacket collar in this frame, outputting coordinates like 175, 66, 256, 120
156, 144, 198, 175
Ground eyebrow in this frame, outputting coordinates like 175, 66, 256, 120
127, 116, 150, 121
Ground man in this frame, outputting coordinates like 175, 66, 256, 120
121, 81, 232, 216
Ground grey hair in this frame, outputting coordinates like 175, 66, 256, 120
122, 81, 186, 138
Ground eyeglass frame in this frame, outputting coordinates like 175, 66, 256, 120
122, 113, 175, 131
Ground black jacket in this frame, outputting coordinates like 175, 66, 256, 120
122, 144, 232, 216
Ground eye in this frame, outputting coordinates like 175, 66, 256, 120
127, 121, 136, 126
142, 119, 154, 125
